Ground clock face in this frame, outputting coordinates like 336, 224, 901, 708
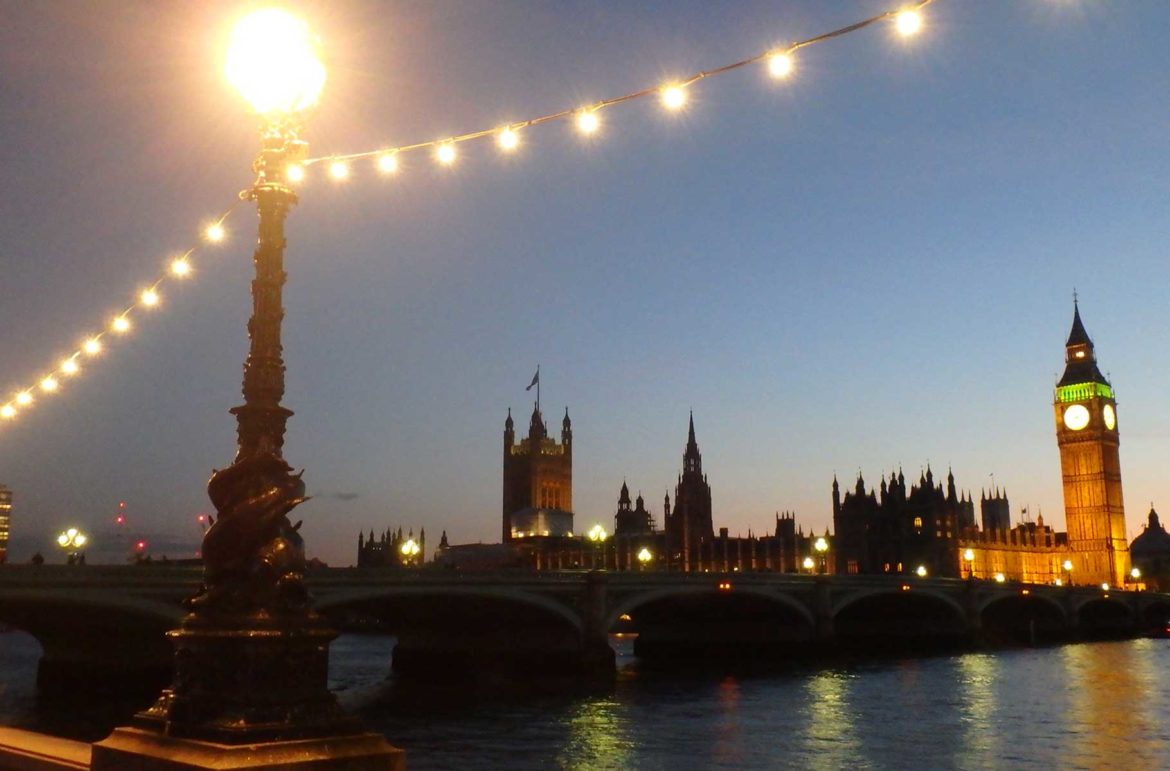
1103, 404, 1116, 430
1063, 404, 1090, 431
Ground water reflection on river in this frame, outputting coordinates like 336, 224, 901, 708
1, 631, 1168, 769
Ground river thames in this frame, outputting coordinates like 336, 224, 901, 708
1, 631, 1166, 769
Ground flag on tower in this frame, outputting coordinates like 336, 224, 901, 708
526, 368, 539, 391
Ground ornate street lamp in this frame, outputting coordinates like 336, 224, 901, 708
813, 536, 829, 574
802, 556, 815, 573
56, 527, 87, 564
636, 546, 653, 571
400, 537, 421, 567
1062, 559, 1074, 587
95, 11, 400, 767
588, 523, 608, 570
963, 548, 975, 580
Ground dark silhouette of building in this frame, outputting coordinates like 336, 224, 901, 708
1054, 301, 1129, 586
981, 489, 1011, 531
356, 526, 425, 568
502, 404, 573, 541
1130, 507, 1170, 591
832, 466, 973, 577
614, 482, 653, 537
666, 413, 714, 570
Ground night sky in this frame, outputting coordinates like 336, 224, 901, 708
0, 1, 1167, 566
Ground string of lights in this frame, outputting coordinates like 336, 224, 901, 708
0, 0, 936, 426
302, 0, 935, 177
0, 205, 240, 423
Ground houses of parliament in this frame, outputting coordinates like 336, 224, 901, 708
365, 304, 1155, 588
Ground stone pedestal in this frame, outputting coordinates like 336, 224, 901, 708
92, 727, 404, 771
88, 615, 404, 770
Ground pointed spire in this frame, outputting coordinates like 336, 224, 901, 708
688, 410, 696, 445
505, 407, 514, 431
1067, 296, 1092, 347
1059, 298, 1109, 388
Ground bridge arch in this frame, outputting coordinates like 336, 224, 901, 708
1075, 595, 1135, 638
604, 585, 815, 632
978, 592, 1069, 645
316, 585, 585, 634
832, 586, 966, 620
832, 587, 968, 646
0, 591, 182, 695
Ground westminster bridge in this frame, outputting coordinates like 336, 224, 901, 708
1, 565, 1168, 692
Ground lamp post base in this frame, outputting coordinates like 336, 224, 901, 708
91, 727, 404, 771
90, 615, 404, 770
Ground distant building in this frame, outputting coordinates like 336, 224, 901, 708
502, 405, 573, 541
356, 526, 425, 568
1053, 301, 1130, 586
1130, 507, 1170, 591
0, 485, 10, 563
666, 413, 714, 570
832, 466, 974, 577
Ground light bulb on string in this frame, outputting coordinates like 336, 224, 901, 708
660, 84, 687, 111
497, 127, 520, 152
575, 110, 600, 135
171, 257, 192, 277
0, 405, 14, 420
112, 316, 131, 334
15, 391, 32, 407
83, 338, 102, 356
61, 358, 79, 376
286, 164, 306, 183
768, 52, 794, 79
40, 376, 58, 393
377, 153, 399, 174
204, 222, 226, 243
141, 288, 160, 307
895, 9, 923, 37
436, 143, 457, 166
329, 160, 349, 180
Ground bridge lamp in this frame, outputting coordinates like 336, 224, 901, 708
56, 527, 88, 562
1131, 567, 1142, 580
399, 537, 421, 566
915, 565, 927, 578
587, 524, 608, 543
1101, 583, 1110, 592
637, 547, 653, 569
814, 536, 829, 574
802, 556, 815, 573
963, 548, 975, 580
994, 573, 1006, 584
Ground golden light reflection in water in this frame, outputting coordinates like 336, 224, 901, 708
712, 677, 741, 765
801, 670, 863, 766
957, 653, 1000, 760
1062, 641, 1163, 765
557, 697, 631, 771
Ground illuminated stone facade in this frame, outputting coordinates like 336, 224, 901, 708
0, 485, 9, 563
502, 405, 573, 542
960, 514, 1068, 584
1053, 303, 1129, 586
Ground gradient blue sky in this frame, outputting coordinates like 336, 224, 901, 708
0, 1, 1167, 565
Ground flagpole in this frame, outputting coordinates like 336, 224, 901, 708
536, 365, 541, 415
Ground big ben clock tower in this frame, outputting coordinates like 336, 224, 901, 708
1054, 301, 1128, 587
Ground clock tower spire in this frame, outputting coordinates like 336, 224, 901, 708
1054, 300, 1128, 587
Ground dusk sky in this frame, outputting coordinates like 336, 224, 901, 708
1, 1, 1168, 566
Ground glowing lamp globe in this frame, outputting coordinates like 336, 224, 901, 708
226, 9, 325, 115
